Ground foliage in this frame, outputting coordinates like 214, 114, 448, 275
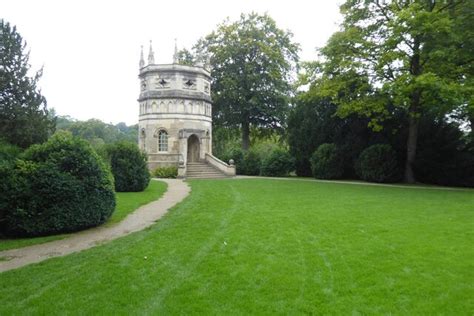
288, 94, 388, 178
310, 143, 344, 180
0, 180, 167, 251
414, 118, 474, 187
314, 1, 472, 183
2, 132, 115, 237
0, 141, 22, 228
218, 147, 245, 174
176, 48, 196, 66
56, 117, 138, 146
106, 141, 150, 192
152, 166, 178, 179
0, 20, 55, 148
0, 179, 472, 314
196, 13, 299, 150
240, 149, 262, 176
356, 144, 400, 183
260, 148, 294, 177
0, 141, 22, 161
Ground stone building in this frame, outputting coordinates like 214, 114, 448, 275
138, 42, 235, 178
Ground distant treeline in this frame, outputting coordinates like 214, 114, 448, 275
56, 116, 138, 147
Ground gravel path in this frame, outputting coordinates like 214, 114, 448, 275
0, 179, 190, 273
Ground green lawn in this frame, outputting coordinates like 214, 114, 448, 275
0, 179, 472, 314
0, 180, 167, 251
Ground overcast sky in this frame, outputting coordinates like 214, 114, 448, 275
3, 0, 343, 125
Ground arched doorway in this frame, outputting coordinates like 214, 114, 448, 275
187, 134, 200, 162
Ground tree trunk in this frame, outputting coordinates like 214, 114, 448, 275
404, 112, 419, 184
404, 36, 422, 184
242, 121, 250, 151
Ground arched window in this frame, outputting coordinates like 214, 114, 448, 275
158, 130, 168, 152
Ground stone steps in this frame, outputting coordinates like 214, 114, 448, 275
186, 162, 229, 179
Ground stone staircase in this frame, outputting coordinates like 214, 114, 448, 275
186, 161, 229, 179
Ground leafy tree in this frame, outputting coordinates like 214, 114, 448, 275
176, 48, 196, 66
288, 92, 389, 177
195, 13, 299, 150
316, 0, 472, 183
0, 20, 55, 148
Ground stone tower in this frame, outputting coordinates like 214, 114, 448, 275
138, 42, 235, 178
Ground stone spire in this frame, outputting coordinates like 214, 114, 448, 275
139, 45, 145, 68
173, 38, 178, 64
148, 40, 155, 65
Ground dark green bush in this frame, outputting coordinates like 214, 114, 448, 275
241, 149, 262, 175
219, 147, 245, 174
310, 143, 344, 179
3, 132, 116, 237
260, 149, 294, 177
356, 144, 400, 183
0, 141, 22, 161
0, 141, 23, 230
107, 141, 150, 192
153, 166, 178, 178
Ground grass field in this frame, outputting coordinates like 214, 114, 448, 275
0, 179, 472, 314
0, 180, 167, 251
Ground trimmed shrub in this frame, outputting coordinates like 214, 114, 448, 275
107, 141, 150, 192
356, 144, 400, 183
310, 143, 344, 179
0, 141, 22, 230
3, 132, 116, 237
153, 166, 178, 178
260, 149, 294, 177
241, 149, 262, 175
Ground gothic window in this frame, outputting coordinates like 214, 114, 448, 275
140, 128, 146, 138
158, 130, 168, 152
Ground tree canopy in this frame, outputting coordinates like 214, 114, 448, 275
195, 13, 300, 150
0, 20, 55, 148
314, 0, 472, 183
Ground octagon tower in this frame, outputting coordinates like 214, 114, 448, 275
138, 42, 235, 178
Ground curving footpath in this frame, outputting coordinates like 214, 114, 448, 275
0, 179, 190, 273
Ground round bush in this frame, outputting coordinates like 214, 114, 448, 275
107, 141, 150, 192
310, 143, 344, 179
356, 144, 400, 183
260, 149, 294, 177
241, 149, 262, 175
4, 132, 116, 237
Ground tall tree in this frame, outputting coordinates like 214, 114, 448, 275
195, 13, 299, 150
0, 20, 55, 148
316, 0, 472, 183
176, 48, 196, 66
